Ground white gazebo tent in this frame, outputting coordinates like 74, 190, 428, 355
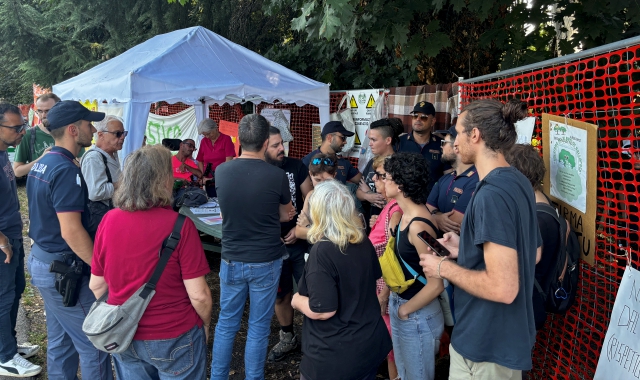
53, 26, 330, 159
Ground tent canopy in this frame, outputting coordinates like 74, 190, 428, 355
53, 26, 330, 158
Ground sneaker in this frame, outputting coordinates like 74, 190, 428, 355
267, 330, 299, 362
0, 353, 42, 378
17, 344, 39, 359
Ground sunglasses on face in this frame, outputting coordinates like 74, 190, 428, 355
311, 158, 336, 166
0, 123, 28, 134
411, 114, 431, 121
332, 133, 346, 141
441, 140, 454, 147
374, 171, 387, 180
104, 130, 128, 138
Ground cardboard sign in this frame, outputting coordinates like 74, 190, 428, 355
219, 120, 240, 156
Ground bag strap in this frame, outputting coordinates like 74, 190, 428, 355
28, 127, 37, 162
395, 217, 427, 286
139, 215, 186, 299
338, 94, 348, 110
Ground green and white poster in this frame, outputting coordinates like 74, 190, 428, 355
548, 120, 588, 213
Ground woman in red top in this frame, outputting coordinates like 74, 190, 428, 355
89, 145, 212, 380
196, 118, 236, 197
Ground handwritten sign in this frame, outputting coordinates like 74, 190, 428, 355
595, 266, 640, 379
219, 120, 240, 156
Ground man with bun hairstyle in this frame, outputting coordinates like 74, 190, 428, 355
26, 100, 113, 379
420, 99, 542, 379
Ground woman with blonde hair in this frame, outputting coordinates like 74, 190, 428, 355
89, 145, 212, 379
292, 180, 391, 380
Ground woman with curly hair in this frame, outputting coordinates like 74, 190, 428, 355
383, 152, 444, 380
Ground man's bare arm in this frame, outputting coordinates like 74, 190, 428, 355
57, 212, 94, 265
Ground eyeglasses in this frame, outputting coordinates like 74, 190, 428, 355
0, 123, 28, 133
311, 157, 336, 166
183, 142, 197, 150
441, 140, 454, 147
411, 114, 431, 121
374, 171, 387, 180
332, 133, 345, 141
103, 130, 128, 138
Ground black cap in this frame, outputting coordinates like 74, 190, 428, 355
46, 100, 105, 130
321, 121, 354, 137
434, 126, 457, 139
412, 101, 435, 116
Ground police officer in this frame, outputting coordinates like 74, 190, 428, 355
26, 101, 112, 379
426, 126, 478, 235
397, 101, 450, 194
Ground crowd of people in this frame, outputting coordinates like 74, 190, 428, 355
0, 93, 570, 380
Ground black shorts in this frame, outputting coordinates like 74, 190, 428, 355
277, 242, 307, 299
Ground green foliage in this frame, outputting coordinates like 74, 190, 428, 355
0, 0, 638, 104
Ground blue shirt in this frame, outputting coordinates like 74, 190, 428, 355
0, 150, 22, 239
397, 133, 450, 194
426, 166, 478, 215
27, 146, 91, 253
301, 148, 359, 183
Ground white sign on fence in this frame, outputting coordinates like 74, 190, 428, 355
514, 116, 536, 145
344, 89, 382, 158
145, 107, 198, 150
548, 120, 588, 214
595, 266, 640, 379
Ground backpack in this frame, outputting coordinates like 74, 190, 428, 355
534, 202, 580, 314
83, 150, 114, 239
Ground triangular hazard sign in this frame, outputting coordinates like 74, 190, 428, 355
350, 95, 358, 108
354, 131, 361, 145
366, 94, 376, 108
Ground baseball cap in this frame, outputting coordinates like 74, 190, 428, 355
321, 121, 354, 137
412, 101, 435, 116
434, 126, 457, 140
46, 100, 105, 131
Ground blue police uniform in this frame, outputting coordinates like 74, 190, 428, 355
397, 133, 450, 194
26, 146, 112, 380
427, 165, 479, 215
301, 148, 359, 183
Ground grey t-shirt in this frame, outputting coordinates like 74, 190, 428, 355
215, 158, 291, 263
80, 147, 122, 205
451, 166, 542, 370
0, 150, 22, 239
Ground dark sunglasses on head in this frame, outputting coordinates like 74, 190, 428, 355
0, 123, 28, 134
104, 130, 128, 138
311, 157, 335, 166
411, 114, 431, 121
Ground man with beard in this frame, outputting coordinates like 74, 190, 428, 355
265, 127, 313, 362
426, 125, 478, 235
81, 115, 128, 238
302, 121, 361, 184
397, 101, 449, 194
13, 93, 84, 178
26, 101, 113, 379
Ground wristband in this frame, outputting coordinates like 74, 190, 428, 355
0, 244, 9, 249
437, 257, 448, 279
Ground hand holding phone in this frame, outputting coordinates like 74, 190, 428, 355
417, 231, 451, 257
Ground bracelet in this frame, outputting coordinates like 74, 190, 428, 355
437, 257, 448, 279
0, 244, 9, 249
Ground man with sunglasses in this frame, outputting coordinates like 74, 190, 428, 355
302, 121, 362, 184
426, 125, 478, 235
13, 93, 84, 178
0, 103, 43, 378
397, 101, 449, 195
81, 115, 126, 238
172, 138, 202, 182
26, 101, 113, 380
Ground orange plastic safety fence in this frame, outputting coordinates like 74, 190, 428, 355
459, 46, 640, 379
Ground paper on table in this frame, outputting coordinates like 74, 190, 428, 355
190, 207, 220, 215
198, 216, 223, 225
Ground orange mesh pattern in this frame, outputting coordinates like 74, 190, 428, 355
460, 46, 640, 379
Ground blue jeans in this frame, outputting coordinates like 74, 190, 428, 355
389, 292, 444, 380
27, 252, 113, 380
0, 238, 25, 363
211, 257, 283, 380
113, 324, 207, 380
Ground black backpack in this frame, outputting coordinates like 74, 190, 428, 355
534, 202, 580, 314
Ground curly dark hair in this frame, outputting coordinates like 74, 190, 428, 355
505, 144, 546, 192
384, 152, 430, 204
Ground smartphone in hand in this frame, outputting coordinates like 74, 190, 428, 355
417, 231, 451, 257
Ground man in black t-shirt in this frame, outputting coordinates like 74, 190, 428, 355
264, 127, 313, 362
420, 99, 542, 379
212, 115, 295, 380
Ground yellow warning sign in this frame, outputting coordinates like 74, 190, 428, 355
354, 131, 361, 145
366, 95, 376, 108
350, 95, 358, 108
